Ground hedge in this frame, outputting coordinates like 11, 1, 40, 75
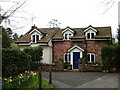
101, 44, 120, 72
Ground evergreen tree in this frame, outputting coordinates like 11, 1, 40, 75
2, 26, 13, 48
13, 33, 19, 41
6, 28, 13, 37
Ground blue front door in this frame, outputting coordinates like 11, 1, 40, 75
73, 52, 80, 69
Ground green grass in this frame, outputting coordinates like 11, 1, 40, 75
17, 76, 53, 88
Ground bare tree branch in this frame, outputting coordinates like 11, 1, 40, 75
0, 0, 27, 24
47, 19, 61, 28
11, 22, 31, 30
101, 0, 117, 14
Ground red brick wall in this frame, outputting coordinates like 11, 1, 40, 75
53, 40, 111, 70
53, 41, 84, 62
87, 40, 111, 63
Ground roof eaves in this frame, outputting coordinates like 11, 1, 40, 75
62, 27, 75, 33
84, 26, 98, 33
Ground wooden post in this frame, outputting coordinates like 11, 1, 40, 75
38, 66, 42, 89
49, 64, 52, 84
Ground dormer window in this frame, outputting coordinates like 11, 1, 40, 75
62, 27, 74, 40
36, 35, 39, 41
91, 33, 94, 39
33, 35, 35, 42
87, 33, 90, 39
64, 33, 72, 40
87, 33, 95, 39
65, 34, 67, 39
32, 34, 40, 43
29, 29, 43, 43
84, 25, 98, 40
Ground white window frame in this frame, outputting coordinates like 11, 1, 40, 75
87, 53, 95, 63
62, 28, 74, 40
64, 53, 70, 63
31, 34, 41, 43
64, 34, 72, 40
86, 32, 95, 40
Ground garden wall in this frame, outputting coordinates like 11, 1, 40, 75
83, 66, 102, 72
42, 64, 59, 71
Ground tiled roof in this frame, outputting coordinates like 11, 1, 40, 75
16, 26, 60, 43
16, 26, 112, 43
53, 26, 112, 39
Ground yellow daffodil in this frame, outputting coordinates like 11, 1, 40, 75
9, 79, 12, 82
25, 71, 27, 73
10, 76, 12, 78
19, 76, 22, 79
4, 78, 7, 81
28, 76, 30, 78
22, 76, 24, 78
18, 75, 20, 77
31, 71, 33, 74
20, 74, 22, 76
33, 73, 37, 76
28, 71, 29, 73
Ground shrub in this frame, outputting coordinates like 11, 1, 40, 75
23, 46, 43, 71
101, 44, 120, 71
64, 63, 68, 69
2, 49, 31, 78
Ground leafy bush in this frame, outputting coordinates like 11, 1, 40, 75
23, 46, 43, 71
101, 44, 120, 71
10, 43, 20, 50
2, 49, 31, 78
64, 63, 68, 69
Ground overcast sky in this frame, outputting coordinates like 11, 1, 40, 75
1, 0, 119, 39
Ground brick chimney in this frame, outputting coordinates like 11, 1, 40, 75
31, 24, 36, 29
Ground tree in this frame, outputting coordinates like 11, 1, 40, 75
23, 46, 43, 70
2, 26, 13, 48
6, 28, 13, 37
20, 34, 23, 38
48, 19, 61, 28
13, 33, 19, 41
117, 25, 120, 44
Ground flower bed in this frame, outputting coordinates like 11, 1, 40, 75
85, 62, 102, 66
2, 71, 52, 88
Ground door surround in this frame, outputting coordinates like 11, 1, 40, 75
68, 45, 84, 69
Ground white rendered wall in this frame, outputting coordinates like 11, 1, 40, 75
42, 46, 52, 64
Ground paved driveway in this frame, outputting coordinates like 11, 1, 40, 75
41, 72, 118, 88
